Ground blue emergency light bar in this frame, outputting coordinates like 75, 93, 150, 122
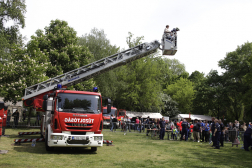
93, 87, 98, 92
57, 84, 62, 89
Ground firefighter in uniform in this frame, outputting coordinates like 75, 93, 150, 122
211, 117, 216, 147
159, 117, 166, 140
219, 119, 224, 147
244, 125, 252, 151
213, 119, 221, 149
181, 119, 188, 141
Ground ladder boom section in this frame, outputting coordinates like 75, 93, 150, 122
23, 40, 160, 100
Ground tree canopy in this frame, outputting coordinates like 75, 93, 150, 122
0, 0, 26, 60
165, 77, 195, 113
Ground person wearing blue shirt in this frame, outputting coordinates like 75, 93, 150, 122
248, 122, 252, 128
201, 121, 206, 142
204, 121, 210, 142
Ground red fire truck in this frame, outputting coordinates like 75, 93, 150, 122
102, 106, 117, 128
0, 102, 7, 136
116, 109, 126, 120
21, 32, 179, 152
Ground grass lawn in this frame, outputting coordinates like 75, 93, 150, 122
0, 128, 251, 168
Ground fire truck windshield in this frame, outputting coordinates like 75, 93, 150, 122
56, 93, 101, 114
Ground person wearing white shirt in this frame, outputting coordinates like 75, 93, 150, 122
164, 25, 170, 34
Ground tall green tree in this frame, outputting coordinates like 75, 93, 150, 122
115, 54, 162, 111
0, 43, 50, 103
0, 0, 26, 60
244, 54, 252, 121
27, 20, 94, 91
158, 58, 186, 89
112, 32, 163, 111
165, 77, 195, 113
205, 70, 227, 119
78, 28, 120, 99
161, 93, 180, 117
189, 71, 209, 115
218, 42, 252, 121
189, 71, 205, 85
79, 28, 119, 61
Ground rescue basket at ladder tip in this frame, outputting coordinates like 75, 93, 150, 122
161, 27, 180, 56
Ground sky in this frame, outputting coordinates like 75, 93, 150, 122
17, 0, 252, 76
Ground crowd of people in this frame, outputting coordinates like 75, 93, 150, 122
5, 110, 42, 128
109, 115, 252, 151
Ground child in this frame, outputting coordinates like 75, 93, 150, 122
172, 127, 178, 140
151, 122, 157, 129
232, 136, 240, 147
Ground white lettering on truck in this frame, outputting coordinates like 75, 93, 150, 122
64, 117, 94, 123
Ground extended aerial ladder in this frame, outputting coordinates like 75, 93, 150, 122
22, 29, 179, 103
22, 41, 160, 101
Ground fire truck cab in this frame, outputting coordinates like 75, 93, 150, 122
102, 106, 117, 128
41, 88, 111, 152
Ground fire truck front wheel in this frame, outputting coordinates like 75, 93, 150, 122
91, 147, 97, 152
45, 130, 54, 152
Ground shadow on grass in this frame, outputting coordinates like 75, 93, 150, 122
5, 128, 98, 155
4, 127, 41, 139
180, 143, 252, 168
113, 159, 156, 168
13, 142, 98, 155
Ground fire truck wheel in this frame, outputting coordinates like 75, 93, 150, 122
45, 130, 54, 151
91, 147, 97, 152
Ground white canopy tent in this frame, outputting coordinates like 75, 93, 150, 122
172, 114, 212, 121
126, 111, 163, 119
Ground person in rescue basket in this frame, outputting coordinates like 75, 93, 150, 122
164, 25, 170, 34
159, 117, 166, 140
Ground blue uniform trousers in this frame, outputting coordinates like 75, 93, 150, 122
220, 132, 224, 146
160, 128, 165, 140
215, 132, 221, 149
212, 135, 216, 146
181, 128, 188, 141
244, 134, 251, 151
